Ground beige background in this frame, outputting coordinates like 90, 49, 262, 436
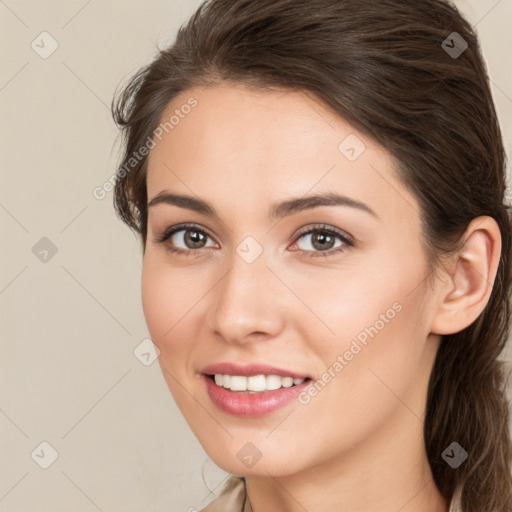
1, 1, 511, 510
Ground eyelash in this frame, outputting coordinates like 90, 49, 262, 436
153, 223, 354, 259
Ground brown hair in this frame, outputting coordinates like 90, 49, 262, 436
111, 0, 512, 509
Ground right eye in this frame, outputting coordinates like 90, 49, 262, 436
153, 223, 218, 256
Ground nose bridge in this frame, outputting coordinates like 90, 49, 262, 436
207, 244, 284, 343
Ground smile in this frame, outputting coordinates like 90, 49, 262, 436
202, 374, 312, 417
212, 373, 306, 392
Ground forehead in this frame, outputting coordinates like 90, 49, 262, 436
146, 84, 418, 225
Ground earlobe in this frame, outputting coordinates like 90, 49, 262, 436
430, 216, 502, 336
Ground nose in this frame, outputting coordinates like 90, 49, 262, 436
206, 251, 286, 345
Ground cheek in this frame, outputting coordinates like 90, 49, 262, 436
141, 257, 190, 351
141, 259, 167, 343
141, 259, 198, 404
321, 270, 432, 417
287, 262, 409, 349
141, 255, 212, 366
306, 249, 431, 383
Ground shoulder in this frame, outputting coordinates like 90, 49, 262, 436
198, 476, 460, 511
199, 476, 248, 512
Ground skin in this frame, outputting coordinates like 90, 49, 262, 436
142, 83, 501, 512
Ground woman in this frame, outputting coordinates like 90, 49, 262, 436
111, 0, 512, 510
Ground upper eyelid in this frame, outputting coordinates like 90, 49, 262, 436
162, 223, 216, 243
295, 225, 353, 243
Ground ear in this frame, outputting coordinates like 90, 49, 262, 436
430, 216, 502, 336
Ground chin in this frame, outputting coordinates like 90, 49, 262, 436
208, 451, 302, 478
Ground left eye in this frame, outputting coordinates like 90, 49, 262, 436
291, 225, 353, 257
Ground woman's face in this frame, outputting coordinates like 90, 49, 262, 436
142, 83, 442, 477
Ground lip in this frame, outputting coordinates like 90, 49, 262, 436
200, 362, 311, 380
202, 374, 312, 417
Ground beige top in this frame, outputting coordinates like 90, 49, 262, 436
200, 476, 463, 512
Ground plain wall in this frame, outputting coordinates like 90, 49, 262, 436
1, 1, 511, 510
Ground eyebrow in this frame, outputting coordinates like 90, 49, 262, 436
147, 191, 378, 220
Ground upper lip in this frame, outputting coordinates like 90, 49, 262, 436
201, 362, 311, 380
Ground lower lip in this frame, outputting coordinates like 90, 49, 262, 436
203, 375, 311, 417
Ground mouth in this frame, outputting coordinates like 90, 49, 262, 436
200, 363, 314, 417
202, 373, 312, 418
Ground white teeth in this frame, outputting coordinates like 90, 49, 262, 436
281, 376, 294, 388
212, 374, 306, 392
229, 376, 247, 391
266, 375, 282, 390
247, 375, 267, 392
